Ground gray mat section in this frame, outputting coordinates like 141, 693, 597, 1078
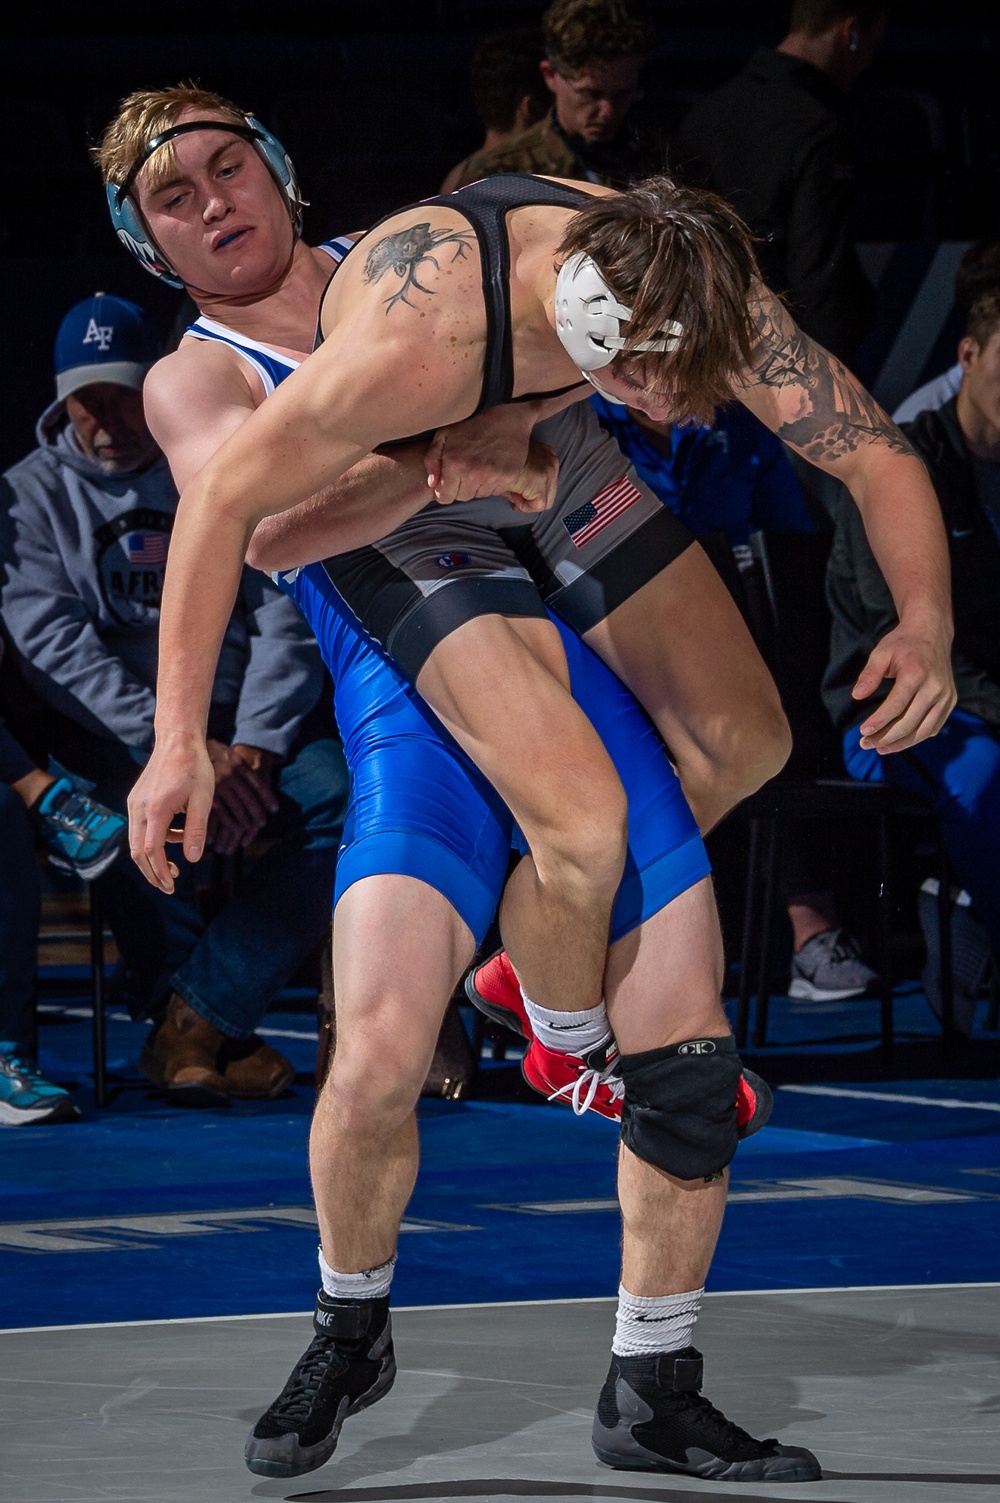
1, 1287, 998, 1503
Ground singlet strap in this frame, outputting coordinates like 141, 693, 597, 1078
312, 236, 354, 352
184, 314, 300, 395
318, 174, 593, 413
423, 175, 591, 413
318, 235, 356, 263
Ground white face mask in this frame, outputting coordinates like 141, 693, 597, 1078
553, 252, 683, 371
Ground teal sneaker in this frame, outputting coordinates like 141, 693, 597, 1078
0, 1047, 81, 1125
35, 775, 126, 879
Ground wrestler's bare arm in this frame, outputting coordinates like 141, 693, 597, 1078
423, 384, 587, 507
145, 343, 262, 490
738, 288, 955, 751
245, 450, 432, 570
145, 345, 435, 574
250, 388, 586, 570
129, 219, 500, 886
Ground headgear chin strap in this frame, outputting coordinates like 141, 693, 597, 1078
107, 116, 305, 289
554, 252, 683, 372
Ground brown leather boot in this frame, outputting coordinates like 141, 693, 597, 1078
139, 994, 229, 1107
217, 1034, 295, 1099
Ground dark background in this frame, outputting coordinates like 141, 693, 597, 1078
2, 0, 998, 470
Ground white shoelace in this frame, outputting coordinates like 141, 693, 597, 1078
548, 1066, 625, 1117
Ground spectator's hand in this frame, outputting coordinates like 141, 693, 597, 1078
230, 743, 280, 784
424, 408, 560, 513
205, 739, 280, 855
853, 620, 957, 753
128, 735, 215, 892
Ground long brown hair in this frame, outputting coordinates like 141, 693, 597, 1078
558, 177, 761, 421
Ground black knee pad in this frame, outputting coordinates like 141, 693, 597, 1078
616, 1035, 743, 1181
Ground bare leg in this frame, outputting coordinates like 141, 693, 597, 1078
416, 613, 628, 1013
584, 545, 791, 833
11, 767, 53, 810
788, 891, 839, 949
605, 878, 730, 1296
594, 881, 819, 1479
311, 875, 475, 1272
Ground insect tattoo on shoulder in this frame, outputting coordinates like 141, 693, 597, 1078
363, 222, 476, 313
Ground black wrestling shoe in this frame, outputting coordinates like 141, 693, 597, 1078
592, 1347, 821, 1483
245, 1291, 396, 1478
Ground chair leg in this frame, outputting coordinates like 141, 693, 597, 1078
736, 819, 762, 1049
752, 820, 780, 1050
876, 814, 893, 1073
468, 1003, 486, 1071
316, 932, 335, 1092
987, 962, 1000, 1033
937, 838, 955, 1053
89, 882, 107, 1109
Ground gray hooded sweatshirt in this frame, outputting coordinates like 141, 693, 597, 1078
0, 403, 324, 757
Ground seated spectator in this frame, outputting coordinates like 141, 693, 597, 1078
680, 0, 886, 365
450, 0, 663, 190
824, 285, 1000, 1031
0, 711, 125, 1125
591, 393, 877, 1001
440, 29, 549, 193
0, 294, 348, 1104
894, 236, 1000, 422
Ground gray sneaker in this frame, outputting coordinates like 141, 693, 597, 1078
788, 928, 877, 1001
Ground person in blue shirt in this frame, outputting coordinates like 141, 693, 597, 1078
591, 392, 877, 1003
589, 392, 814, 548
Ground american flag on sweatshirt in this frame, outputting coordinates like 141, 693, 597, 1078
562, 474, 642, 549
122, 531, 168, 565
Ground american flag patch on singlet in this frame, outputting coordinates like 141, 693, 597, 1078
562, 474, 642, 549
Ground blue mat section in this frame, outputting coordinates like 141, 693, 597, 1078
1, 1001, 998, 1328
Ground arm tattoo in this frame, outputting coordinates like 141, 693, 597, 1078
363, 222, 475, 313
749, 296, 919, 465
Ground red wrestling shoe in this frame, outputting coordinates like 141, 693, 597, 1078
522, 1034, 624, 1120
465, 950, 530, 1036
736, 1068, 773, 1139
465, 951, 773, 1135
465, 950, 623, 1118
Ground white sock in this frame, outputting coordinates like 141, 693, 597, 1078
318, 1248, 395, 1301
612, 1284, 704, 1357
521, 990, 612, 1057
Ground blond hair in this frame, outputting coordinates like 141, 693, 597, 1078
93, 83, 249, 194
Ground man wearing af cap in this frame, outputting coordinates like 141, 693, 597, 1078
0, 293, 347, 1105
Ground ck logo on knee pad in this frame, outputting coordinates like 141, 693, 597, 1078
677, 1039, 717, 1055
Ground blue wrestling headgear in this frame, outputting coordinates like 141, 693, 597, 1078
554, 252, 683, 372
107, 116, 305, 289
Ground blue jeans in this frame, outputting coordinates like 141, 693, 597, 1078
170, 734, 347, 1035
0, 720, 35, 785
843, 707, 1000, 954
0, 782, 40, 1052
38, 719, 348, 1038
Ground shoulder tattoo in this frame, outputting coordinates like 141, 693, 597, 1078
363, 222, 475, 313
749, 295, 918, 464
